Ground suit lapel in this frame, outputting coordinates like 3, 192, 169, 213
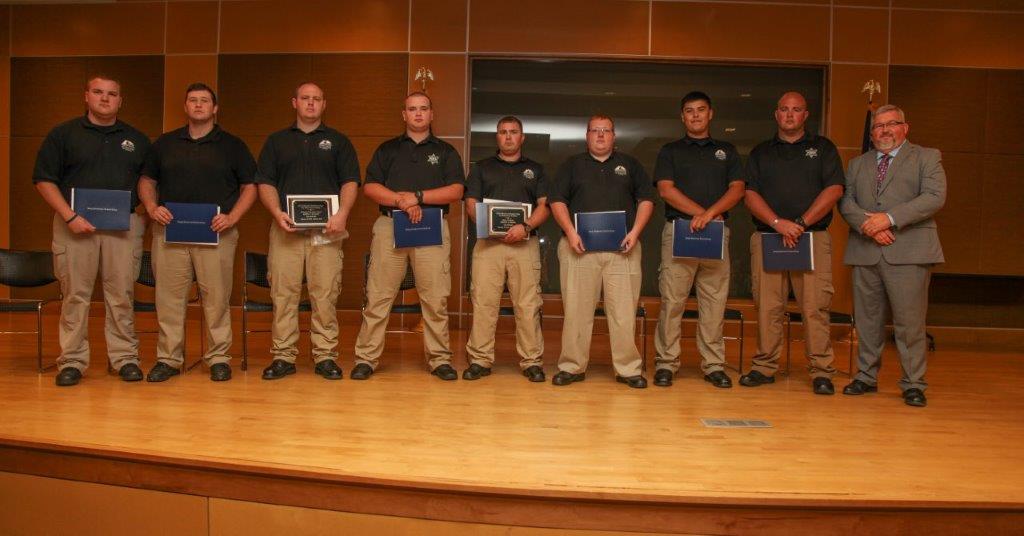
877, 143, 914, 197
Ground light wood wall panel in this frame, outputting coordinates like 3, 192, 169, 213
412, 0, 467, 52
409, 54, 467, 138
892, 10, 1024, 69
219, 0, 409, 53
0, 471, 207, 536
893, 0, 1024, 9
10, 3, 165, 57
889, 66, 986, 154
167, 1, 220, 55
163, 55, 218, 131
833, 7, 889, 64
980, 155, 1024, 275
651, 2, 830, 61
469, 0, 649, 55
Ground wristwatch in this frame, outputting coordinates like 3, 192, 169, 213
414, 190, 424, 205
794, 216, 807, 228
522, 222, 532, 233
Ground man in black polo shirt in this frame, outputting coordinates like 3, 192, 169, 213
139, 82, 257, 383
463, 115, 549, 382
653, 91, 745, 389
548, 114, 656, 389
352, 91, 465, 380
33, 76, 151, 386
256, 82, 359, 381
740, 91, 845, 394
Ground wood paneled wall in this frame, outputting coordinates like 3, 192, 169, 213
4, 0, 1023, 310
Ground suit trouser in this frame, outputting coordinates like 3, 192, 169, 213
557, 238, 643, 377
152, 224, 238, 368
52, 213, 144, 371
354, 215, 452, 370
852, 259, 930, 392
466, 237, 544, 369
749, 231, 836, 378
654, 224, 730, 374
268, 225, 343, 364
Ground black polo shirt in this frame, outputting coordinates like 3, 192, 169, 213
464, 154, 547, 206
142, 125, 256, 213
255, 123, 361, 211
745, 133, 844, 232
32, 115, 151, 208
364, 133, 464, 215
654, 136, 743, 221
549, 151, 656, 231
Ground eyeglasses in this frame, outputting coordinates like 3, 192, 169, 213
871, 120, 905, 131
588, 127, 614, 134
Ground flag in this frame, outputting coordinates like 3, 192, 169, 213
861, 104, 873, 154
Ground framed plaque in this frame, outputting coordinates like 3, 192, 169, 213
487, 203, 531, 237
286, 194, 340, 228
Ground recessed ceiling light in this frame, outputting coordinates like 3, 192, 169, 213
740, 93, 752, 98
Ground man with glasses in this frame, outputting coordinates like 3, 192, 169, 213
34, 76, 151, 386
740, 91, 844, 395
839, 104, 945, 407
256, 82, 360, 381
548, 115, 656, 389
653, 91, 745, 389
353, 91, 465, 381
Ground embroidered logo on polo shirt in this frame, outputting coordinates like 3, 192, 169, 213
614, 165, 627, 176
427, 153, 440, 165
522, 168, 535, 180
120, 140, 135, 152
805, 148, 818, 159
714, 149, 727, 161
318, 139, 332, 151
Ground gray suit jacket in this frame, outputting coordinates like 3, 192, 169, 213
840, 142, 946, 266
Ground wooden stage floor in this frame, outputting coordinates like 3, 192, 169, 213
0, 312, 1022, 534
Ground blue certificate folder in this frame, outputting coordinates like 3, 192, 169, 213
673, 219, 725, 259
164, 202, 219, 245
574, 211, 627, 252
70, 188, 131, 231
393, 208, 443, 248
760, 232, 814, 271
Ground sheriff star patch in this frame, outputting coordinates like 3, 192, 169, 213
427, 153, 440, 165
805, 148, 818, 159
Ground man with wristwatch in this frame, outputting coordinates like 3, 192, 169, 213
741, 91, 845, 395
463, 115, 549, 382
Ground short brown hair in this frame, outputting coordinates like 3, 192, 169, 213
587, 114, 615, 131
185, 82, 217, 105
496, 115, 523, 131
405, 91, 432, 109
85, 75, 121, 93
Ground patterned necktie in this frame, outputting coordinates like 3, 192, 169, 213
875, 154, 892, 195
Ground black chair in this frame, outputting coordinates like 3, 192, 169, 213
362, 253, 421, 334
594, 305, 648, 372
681, 307, 745, 373
0, 249, 60, 372
784, 310, 856, 376
241, 252, 313, 371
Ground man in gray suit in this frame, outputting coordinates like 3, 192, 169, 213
839, 104, 946, 407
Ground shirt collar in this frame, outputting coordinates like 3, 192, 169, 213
400, 131, 440, 146
177, 124, 222, 143
770, 131, 813, 146
585, 150, 617, 163
493, 152, 528, 165
290, 122, 326, 134
79, 114, 124, 133
683, 135, 713, 146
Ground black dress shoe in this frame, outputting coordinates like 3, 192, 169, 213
903, 388, 927, 407
314, 360, 343, 380
739, 370, 775, 387
350, 363, 374, 380
842, 379, 878, 396
55, 367, 82, 387
262, 359, 296, 380
616, 375, 648, 389
704, 370, 732, 388
552, 371, 585, 386
146, 362, 181, 383
522, 365, 545, 383
118, 363, 143, 382
813, 377, 835, 395
431, 364, 458, 381
653, 369, 674, 387
462, 363, 491, 380
210, 363, 232, 382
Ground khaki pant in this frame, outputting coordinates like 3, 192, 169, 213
354, 215, 452, 370
152, 223, 238, 368
267, 225, 343, 364
557, 238, 643, 377
749, 231, 835, 378
52, 213, 144, 371
654, 223, 730, 374
466, 237, 544, 369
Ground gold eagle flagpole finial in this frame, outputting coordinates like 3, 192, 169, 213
861, 80, 882, 104
415, 67, 434, 91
